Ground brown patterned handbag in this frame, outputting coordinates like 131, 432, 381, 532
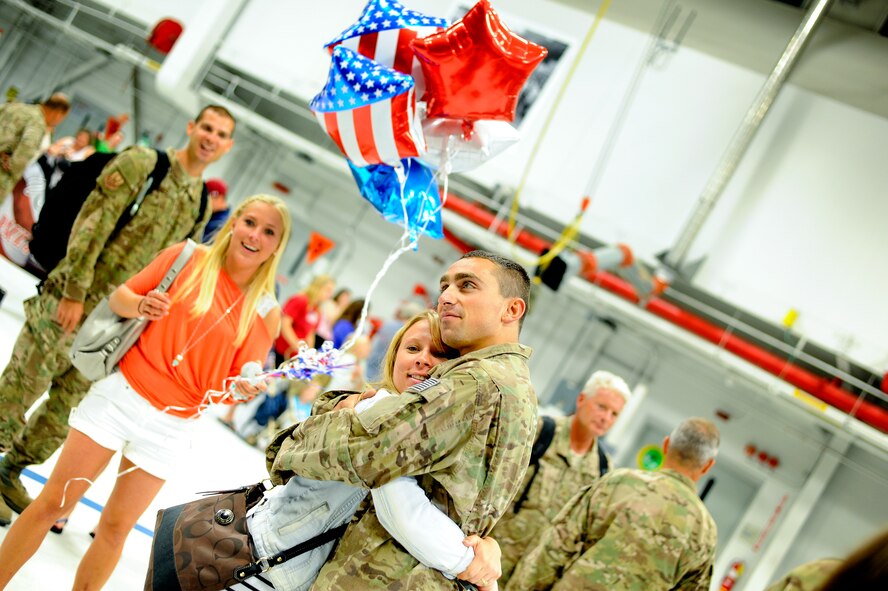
144, 481, 350, 591
144, 482, 267, 591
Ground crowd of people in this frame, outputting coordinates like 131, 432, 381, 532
0, 96, 885, 591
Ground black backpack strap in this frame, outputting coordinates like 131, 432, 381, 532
233, 522, 349, 582
513, 415, 557, 514
187, 182, 208, 239
110, 148, 171, 239
597, 439, 610, 477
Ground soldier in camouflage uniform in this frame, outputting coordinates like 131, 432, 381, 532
0, 105, 235, 525
765, 558, 842, 591
493, 370, 631, 585
266, 251, 538, 589
0, 94, 70, 204
508, 417, 720, 591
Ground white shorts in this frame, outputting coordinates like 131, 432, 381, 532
68, 371, 194, 480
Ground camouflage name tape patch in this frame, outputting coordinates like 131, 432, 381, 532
407, 377, 440, 393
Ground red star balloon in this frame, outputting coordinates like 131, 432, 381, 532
412, 0, 547, 123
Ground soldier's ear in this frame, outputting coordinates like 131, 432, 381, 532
501, 297, 526, 326
699, 457, 716, 476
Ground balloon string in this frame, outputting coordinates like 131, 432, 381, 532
341, 162, 419, 353
506, 0, 613, 252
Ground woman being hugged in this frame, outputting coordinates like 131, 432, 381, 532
246, 310, 503, 591
0, 194, 291, 590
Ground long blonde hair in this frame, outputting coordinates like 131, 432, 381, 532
372, 310, 458, 394
174, 194, 291, 345
302, 274, 334, 307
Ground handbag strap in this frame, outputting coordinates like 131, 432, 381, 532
233, 522, 349, 582
155, 239, 197, 294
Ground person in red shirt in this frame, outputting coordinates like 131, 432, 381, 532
274, 274, 335, 367
0, 194, 291, 590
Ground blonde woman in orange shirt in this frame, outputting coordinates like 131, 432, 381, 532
0, 194, 291, 590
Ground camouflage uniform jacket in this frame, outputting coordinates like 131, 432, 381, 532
494, 415, 610, 584
765, 558, 841, 591
507, 468, 717, 591
42, 146, 207, 309
266, 342, 537, 589
0, 102, 46, 197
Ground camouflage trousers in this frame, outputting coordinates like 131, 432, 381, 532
0, 291, 93, 467
493, 509, 550, 587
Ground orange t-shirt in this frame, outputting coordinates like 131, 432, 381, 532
119, 242, 275, 418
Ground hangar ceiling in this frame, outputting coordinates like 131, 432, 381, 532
552, 0, 888, 118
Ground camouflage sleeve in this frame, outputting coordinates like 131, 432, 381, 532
268, 376, 476, 487
264, 423, 301, 472
674, 559, 714, 591
312, 389, 352, 416
763, 559, 841, 591
263, 389, 355, 475
7, 116, 44, 180
55, 147, 155, 302
508, 485, 596, 591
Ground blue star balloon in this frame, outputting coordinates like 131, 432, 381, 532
349, 157, 443, 241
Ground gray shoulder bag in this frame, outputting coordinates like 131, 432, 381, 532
69, 239, 197, 381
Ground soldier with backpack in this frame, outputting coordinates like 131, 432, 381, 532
0, 93, 71, 206
491, 370, 632, 586
0, 105, 235, 525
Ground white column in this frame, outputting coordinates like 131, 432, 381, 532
155, 0, 249, 115
737, 435, 850, 591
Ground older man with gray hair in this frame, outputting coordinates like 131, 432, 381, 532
508, 417, 720, 591
492, 370, 632, 585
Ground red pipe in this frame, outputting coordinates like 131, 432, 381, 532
442, 226, 475, 255
442, 194, 551, 254
442, 194, 888, 433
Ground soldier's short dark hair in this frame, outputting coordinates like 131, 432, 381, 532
668, 418, 720, 469
460, 250, 530, 327
42, 93, 71, 112
195, 104, 236, 136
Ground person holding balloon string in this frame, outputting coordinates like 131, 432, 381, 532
236, 310, 503, 591
0, 194, 291, 590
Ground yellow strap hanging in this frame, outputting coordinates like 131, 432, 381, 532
507, 0, 613, 265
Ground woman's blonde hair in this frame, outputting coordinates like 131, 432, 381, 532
373, 310, 458, 394
302, 274, 335, 307
174, 194, 291, 345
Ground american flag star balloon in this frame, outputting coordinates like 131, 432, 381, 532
311, 45, 424, 167
325, 0, 448, 99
